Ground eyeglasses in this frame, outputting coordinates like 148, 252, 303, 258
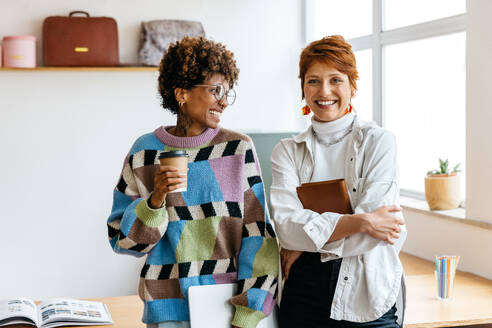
194, 83, 236, 105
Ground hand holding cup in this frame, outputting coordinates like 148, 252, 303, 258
149, 151, 188, 208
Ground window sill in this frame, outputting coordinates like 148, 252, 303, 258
400, 196, 492, 231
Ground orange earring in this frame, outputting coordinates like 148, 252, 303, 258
344, 104, 352, 114
302, 105, 311, 115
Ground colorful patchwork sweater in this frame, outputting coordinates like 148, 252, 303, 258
107, 126, 279, 328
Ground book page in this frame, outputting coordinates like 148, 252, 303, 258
37, 299, 112, 327
0, 298, 38, 327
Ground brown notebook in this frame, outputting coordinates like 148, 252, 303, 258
296, 179, 353, 214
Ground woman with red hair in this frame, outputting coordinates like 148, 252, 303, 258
270, 35, 407, 327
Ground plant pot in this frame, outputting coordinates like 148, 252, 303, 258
424, 174, 460, 210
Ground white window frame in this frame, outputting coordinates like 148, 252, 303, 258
305, 0, 466, 199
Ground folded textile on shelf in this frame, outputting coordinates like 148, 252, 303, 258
138, 19, 205, 66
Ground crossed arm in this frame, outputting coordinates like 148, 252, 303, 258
270, 132, 406, 279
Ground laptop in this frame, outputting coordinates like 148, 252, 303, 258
188, 283, 278, 328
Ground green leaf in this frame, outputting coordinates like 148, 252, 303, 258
439, 158, 449, 174
430, 158, 460, 175
427, 169, 440, 176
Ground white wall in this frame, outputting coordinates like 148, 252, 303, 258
402, 208, 492, 279
401, 0, 492, 279
0, 0, 304, 299
466, 0, 492, 223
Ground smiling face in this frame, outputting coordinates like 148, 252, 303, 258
303, 61, 354, 122
176, 73, 229, 136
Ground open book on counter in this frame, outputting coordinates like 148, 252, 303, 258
0, 298, 113, 328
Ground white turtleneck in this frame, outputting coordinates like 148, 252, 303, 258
310, 112, 355, 182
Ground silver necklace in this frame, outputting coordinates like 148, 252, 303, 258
311, 127, 352, 168
312, 127, 352, 148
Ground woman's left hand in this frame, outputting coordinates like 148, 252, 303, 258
280, 249, 303, 280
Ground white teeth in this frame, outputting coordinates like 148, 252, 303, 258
318, 100, 336, 105
210, 110, 222, 118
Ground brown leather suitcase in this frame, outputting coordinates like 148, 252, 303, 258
42, 11, 119, 66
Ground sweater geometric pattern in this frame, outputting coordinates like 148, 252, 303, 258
107, 127, 279, 328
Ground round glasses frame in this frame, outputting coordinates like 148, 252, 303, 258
194, 83, 236, 105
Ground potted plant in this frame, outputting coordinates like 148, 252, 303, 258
424, 159, 461, 210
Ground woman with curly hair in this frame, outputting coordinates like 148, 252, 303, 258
107, 36, 279, 328
270, 35, 407, 327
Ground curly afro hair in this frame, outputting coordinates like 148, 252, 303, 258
158, 36, 239, 115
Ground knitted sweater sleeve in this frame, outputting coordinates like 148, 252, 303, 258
106, 147, 168, 258
230, 140, 280, 328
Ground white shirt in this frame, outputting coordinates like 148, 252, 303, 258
311, 112, 354, 182
270, 115, 407, 323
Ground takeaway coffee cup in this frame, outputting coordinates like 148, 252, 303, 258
158, 150, 189, 193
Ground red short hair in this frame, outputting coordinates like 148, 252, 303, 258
299, 35, 358, 98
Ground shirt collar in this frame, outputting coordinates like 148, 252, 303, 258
293, 114, 364, 146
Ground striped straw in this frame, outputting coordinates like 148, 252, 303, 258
435, 255, 460, 300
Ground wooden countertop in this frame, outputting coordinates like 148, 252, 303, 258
89, 295, 145, 328
10, 295, 145, 328
401, 253, 492, 327
405, 273, 492, 327
9, 253, 492, 328
92, 254, 492, 328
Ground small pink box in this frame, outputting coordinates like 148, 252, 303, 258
2, 35, 36, 68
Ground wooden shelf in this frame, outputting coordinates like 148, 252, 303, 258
0, 66, 158, 72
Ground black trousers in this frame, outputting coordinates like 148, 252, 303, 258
279, 252, 399, 328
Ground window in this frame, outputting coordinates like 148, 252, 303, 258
306, 0, 466, 198
385, 33, 465, 194
384, 0, 465, 30
352, 49, 373, 122
310, 0, 372, 40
